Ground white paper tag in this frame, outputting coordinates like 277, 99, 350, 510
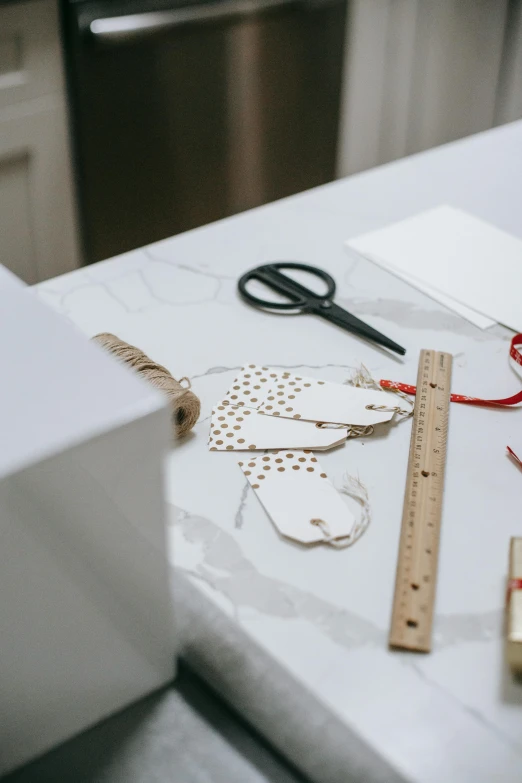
223, 364, 281, 408
238, 451, 355, 544
257, 370, 397, 426
209, 404, 347, 451
225, 364, 398, 426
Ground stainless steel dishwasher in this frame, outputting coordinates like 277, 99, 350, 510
65, 0, 346, 263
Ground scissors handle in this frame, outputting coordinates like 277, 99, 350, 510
238, 262, 336, 310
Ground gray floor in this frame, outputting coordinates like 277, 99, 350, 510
3, 663, 310, 783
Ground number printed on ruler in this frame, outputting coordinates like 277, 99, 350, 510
389, 349, 452, 653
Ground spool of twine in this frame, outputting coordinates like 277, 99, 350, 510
92, 333, 200, 439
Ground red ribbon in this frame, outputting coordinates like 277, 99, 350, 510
381, 335, 522, 468
507, 578, 522, 603
507, 446, 522, 470
380, 334, 522, 408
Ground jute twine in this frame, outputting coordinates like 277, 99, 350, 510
92, 333, 200, 439
310, 473, 371, 548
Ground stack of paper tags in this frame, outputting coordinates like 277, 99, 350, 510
208, 364, 407, 545
208, 364, 404, 453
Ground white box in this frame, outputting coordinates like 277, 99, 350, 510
0, 267, 176, 775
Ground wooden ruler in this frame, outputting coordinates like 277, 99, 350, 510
389, 349, 452, 652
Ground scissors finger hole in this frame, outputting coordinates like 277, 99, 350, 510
242, 277, 305, 312
281, 267, 331, 298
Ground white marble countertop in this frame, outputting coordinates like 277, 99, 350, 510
37, 121, 522, 783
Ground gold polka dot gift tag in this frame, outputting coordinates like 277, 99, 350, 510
238, 451, 356, 545
257, 369, 400, 426
209, 403, 347, 451
222, 363, 406, 428
223, 364, 281, 408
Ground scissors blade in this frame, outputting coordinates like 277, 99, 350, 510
316, 302, 406, 356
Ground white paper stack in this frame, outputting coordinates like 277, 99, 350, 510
347, 205, 522, 332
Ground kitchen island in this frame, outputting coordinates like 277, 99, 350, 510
30, 120, 522, 783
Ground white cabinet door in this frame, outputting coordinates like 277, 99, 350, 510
406, 0, 508, 154
495, 0, 522, 125
338, 0, 509, 176
0, 0, 64, 111
0, 97, 79, 283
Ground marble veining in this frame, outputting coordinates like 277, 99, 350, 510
172, 505, 504, 652
171, 502, 522, 764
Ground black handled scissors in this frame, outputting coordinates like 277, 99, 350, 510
238, 262, 406, 356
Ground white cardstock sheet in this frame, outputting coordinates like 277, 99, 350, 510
348, 205, 522, 332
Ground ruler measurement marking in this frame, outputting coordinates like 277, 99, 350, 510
389, 349, 452, 652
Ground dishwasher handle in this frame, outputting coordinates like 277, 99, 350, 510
89, 0, 314, 42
